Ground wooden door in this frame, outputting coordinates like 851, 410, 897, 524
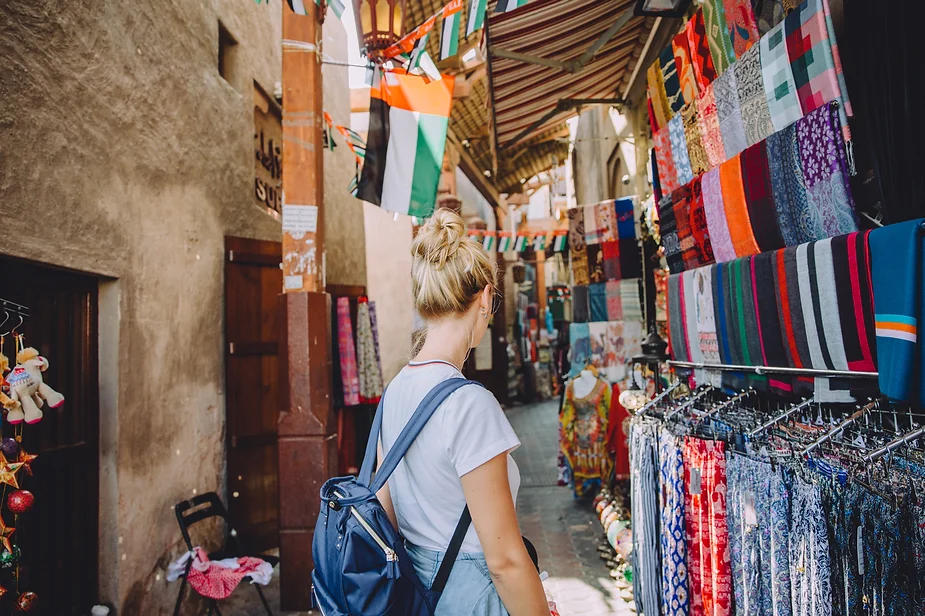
224, 237, 282, 552
0, 257, 99, 615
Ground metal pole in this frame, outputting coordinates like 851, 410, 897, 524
747, 398, 814, 437
668, 360, 878, 379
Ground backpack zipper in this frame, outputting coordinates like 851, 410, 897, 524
349, 507, 398, 562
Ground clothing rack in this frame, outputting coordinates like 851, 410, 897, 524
695, 389, 754, 423
637, 380, 682, 416
0, 299, 28, 318
667, 360, 878, 379
864, 424, 925, 463
803, 401, 876, 456
665, 386, 714, 420
747, 398, 815, 437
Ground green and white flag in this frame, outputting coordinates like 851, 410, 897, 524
533, 233, 547, 252
409, 33, 441, 82
356, 70, 455, 217
440, 11, 461, 60
482, 231, 496, 251
467, 0, 487, 35
497, 232, 513, 252
494, 0, 534, 12
286, 0, 317, 15
328, 0, 346, 19
514, 234, 529, 252
553, 232, 567, 252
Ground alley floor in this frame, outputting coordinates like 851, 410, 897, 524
216, 399, 632, 615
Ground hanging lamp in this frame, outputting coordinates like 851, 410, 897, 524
353, 0, 407, 61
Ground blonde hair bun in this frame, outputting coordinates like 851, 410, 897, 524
411, 209, 497, 319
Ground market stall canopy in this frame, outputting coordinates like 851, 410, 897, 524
405, 0, 656, 194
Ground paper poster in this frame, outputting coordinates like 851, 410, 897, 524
282, 204, 318, 236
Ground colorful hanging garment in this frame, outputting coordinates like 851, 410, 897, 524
584, 203, 602, 246
648, 60, 671, 129
569, 207, 590, 286
751, 253, 792, 392
630, 424, 662, 616
620, 279, 643, 322
693, 266, 722, 371
355, 298, 383, 403
367, 300, 384, 380
801, 239, 851, 371
587, 244, 606, 284
615, 197, 636, 240
667, 274, 689, 362
336, 296, 361, 406
597, 200, 618, 243
689, 176, 715, 266
718, 156, 760, 258
820, 0, 851, 139
673, 30, 700, 107
723, 0, 760, 58
675, 186, 698, 272
668, 114, 695, 187
697, 85, 726, 168
775, 246, 814, 370
788, 479, 833, 616
602, 241, 621, 281
775, 123, 819, 244
654, 126, 680, 194
750, 0, 785, 35
869, 219, 925, 405
682, 270, 706, 373
760, 19, 802, 131
683, 103, 710, 176
687, 9, 718, 90
659, 192, 684, 273
733, 44, 774, 147
559, 378, 611, 497
702, 167, 736, 263
701, 0, 735, 75
568, 322, 591, 377
796, 102, 858, 238
659, 430, 690, 616
713, 67, 747, 160
605, 280, 623, 321
607, 386, 630, 479
784, 0, 842, 121
589, 283, 608, 323
765, 130, 799, 246
740, 142, 785, 251
661, 45, 684, 116
829, 231, 876, 372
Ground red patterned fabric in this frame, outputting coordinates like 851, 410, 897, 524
687, 9, 718, 89
723, 0, 760, 58
336, 296, 361, 406
653, 126, 679, 193
673, 30, 700, 106
697, 85, 725, 168
689, 176, 715, 266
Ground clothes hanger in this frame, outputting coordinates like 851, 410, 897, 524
747, 398, 815, 438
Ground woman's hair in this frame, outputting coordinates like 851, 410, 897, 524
411, 208, 497, 320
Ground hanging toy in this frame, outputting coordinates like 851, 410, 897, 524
0, 438, 19, 462
7, 490, 33, 515
0, 350, 19, 412
0, 546, 19, 569
6, 347, 65, 425
15, 591, 37, 612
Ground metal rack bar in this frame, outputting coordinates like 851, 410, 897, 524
665, 386, 714, 420
668, 360, 877, 379
0, 299, 28, 316
637, 381, 682, 416
695, 389, 754, 423
803, 401, 877, 456
747, 398, 815, 437
864, 424, 925, 463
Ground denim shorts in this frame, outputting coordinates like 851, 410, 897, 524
406, 543, 509, 616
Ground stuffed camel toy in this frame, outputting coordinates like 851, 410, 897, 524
0, 353, 19, 412
6, 347, 65, 425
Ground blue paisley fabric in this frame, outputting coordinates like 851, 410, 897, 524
659, 430, 690, 616
788, 478, 832, 616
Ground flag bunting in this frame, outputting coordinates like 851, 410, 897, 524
440, 10, 461, 60
466, 0, 487, 36
382, 0, 463, 61
494, 0, 535, 12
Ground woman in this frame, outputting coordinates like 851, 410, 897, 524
376, 209, 550, 616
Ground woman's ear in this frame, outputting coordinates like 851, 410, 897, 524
480, 286, 492, 313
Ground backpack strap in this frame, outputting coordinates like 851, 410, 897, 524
431, 506, 472, 594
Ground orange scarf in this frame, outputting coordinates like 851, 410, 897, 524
718, 156, 760, 257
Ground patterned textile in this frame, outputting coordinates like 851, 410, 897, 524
702, 167, 736, 262
723, 0, 760, 58
693, 266, 721, 368
713, 68, 747, 160
683, 103, 710, 176
615, 197, 636, 239
741, 141, 785, 251
669, 114, 695, 186
568, 322, 591, 376
602, 241, 621, 281
587, 244, 606, 284
367, 301, 384, 379
605, 280, 623, 321
661, 45, 684, 116
750, 0, 785, 35
687, 9, 718, 89
568, 207, 590, 285
784, 0, 841, 119
761, 20, 802, 131
765, 130, 799, 246
597, 200, 618, 243
630, 423, 662, 616
698, 85, 726, 168
788, 478, 832, 616
355, 298, 383, 403
776, 123, 819, 244
654, 126, 680, 194
336, 296, 361, 406
820, 0, 852, 136
829, 231, 877, 372
559, 378, 611, 497
572, 285, 590, 324
702, 0, 735, 75
689, 176, 715, 267
589, 283, 608, 323
659, 190, 685, 273
620, 279, 643, 321
684, 437, 733, 616
733, 43, 774, 146
648, 59, 671, 129
796, 102, 858, 238
583, 203, 602, 245
718, 156, 760, 257
675, 187, 698, 272
673, 30, 700, 106
658, 430, 690, 616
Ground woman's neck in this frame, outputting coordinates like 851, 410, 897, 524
414, 318, 471, 370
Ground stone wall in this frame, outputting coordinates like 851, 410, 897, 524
0, 0, 360, 612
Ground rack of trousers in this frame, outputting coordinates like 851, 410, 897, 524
629, 384, 925, 616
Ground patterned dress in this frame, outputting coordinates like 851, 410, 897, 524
558, 378, 611, 497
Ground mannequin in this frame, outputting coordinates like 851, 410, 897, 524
574, 364, 601, 398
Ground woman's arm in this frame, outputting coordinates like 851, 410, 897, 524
376, 442, 399, 529
461, 453, 550, 616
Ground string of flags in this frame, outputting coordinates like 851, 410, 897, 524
466, 229, 568, 254
285, 0, 346, 19
323, 110, 366, 196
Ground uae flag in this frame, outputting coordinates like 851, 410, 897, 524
553, 231, 567, 252
466, 0, 487, 35
494, 0, 534, 12
357, 70, 455, 217
514, 234, 529, 252
440, 10, 461, 60
482, 231, 496, 251
467, 229, 482, 243
533, 233, 548, 252
286, 0, 318, 15
497, 232, 513, 252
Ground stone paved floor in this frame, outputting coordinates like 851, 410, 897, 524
217, 399, 632, 615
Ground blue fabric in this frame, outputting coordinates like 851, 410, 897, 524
406, 545, 508, 616
569, 323, 591, 378
658, 430, 689, 616
615, 197, 637, 239
589, 283, 608, 322
869, 219, 925, 404
669, 114, 695, 186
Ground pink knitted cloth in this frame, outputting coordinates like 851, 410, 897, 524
168, 547, 273, 600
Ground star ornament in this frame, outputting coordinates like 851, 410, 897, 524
0, 461, 23, 489
0, 518, 15, 554
16, 448, 36, 477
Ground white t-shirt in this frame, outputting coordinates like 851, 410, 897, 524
380, 361, 521, 554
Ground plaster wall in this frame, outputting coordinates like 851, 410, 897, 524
0, 1, 358, 612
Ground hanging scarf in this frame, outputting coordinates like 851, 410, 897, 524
765, 130, 799, 246
774, 123, 819, 244
597, 200, 618, 243
587, 244, 606, 284
659, 191, 684, 273
615, 197, 636, 240
660, 45, 684, 116
647, 60, 671, 130
689, 176, 715, 266
829, 231, 876, 372
697, 85, 726, 169
718, 156, 760, 258
367, 300, 384, 380
602, 241, 621, 281
701, 0, 735, 76
682, 102, 709, 177
784, 0, 842, 121
568, 322, 591, 377
693, 266, 721, 365
821, 0, 852, 139
589, 283, 608, 323
668, 114, 694, 186
569, 207, 591, 285
673, 30, 700, 107
653, 126, 680, 194
733, 44, 773, 147
667, 273, 689, 361
796, 102, 858, 238
572, 285, 590, 324
723, 0, 760, 58
674, 189, 697, 272
620, 279, 643, 322
760, 20, 801, 132
605, 280, 623, 321
336, 296, 361, 406
687, 10, 718, 90
584, 203, 602, 246
750, 0, 785, 35
356, 298, 383, 403
751, 252, 792, 388
740, 142, 785, 251
701, 167, 735, 263
713, 67, 747, 160
619, 238, 643, 280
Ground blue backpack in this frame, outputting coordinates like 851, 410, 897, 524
312, 378, 479, 615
